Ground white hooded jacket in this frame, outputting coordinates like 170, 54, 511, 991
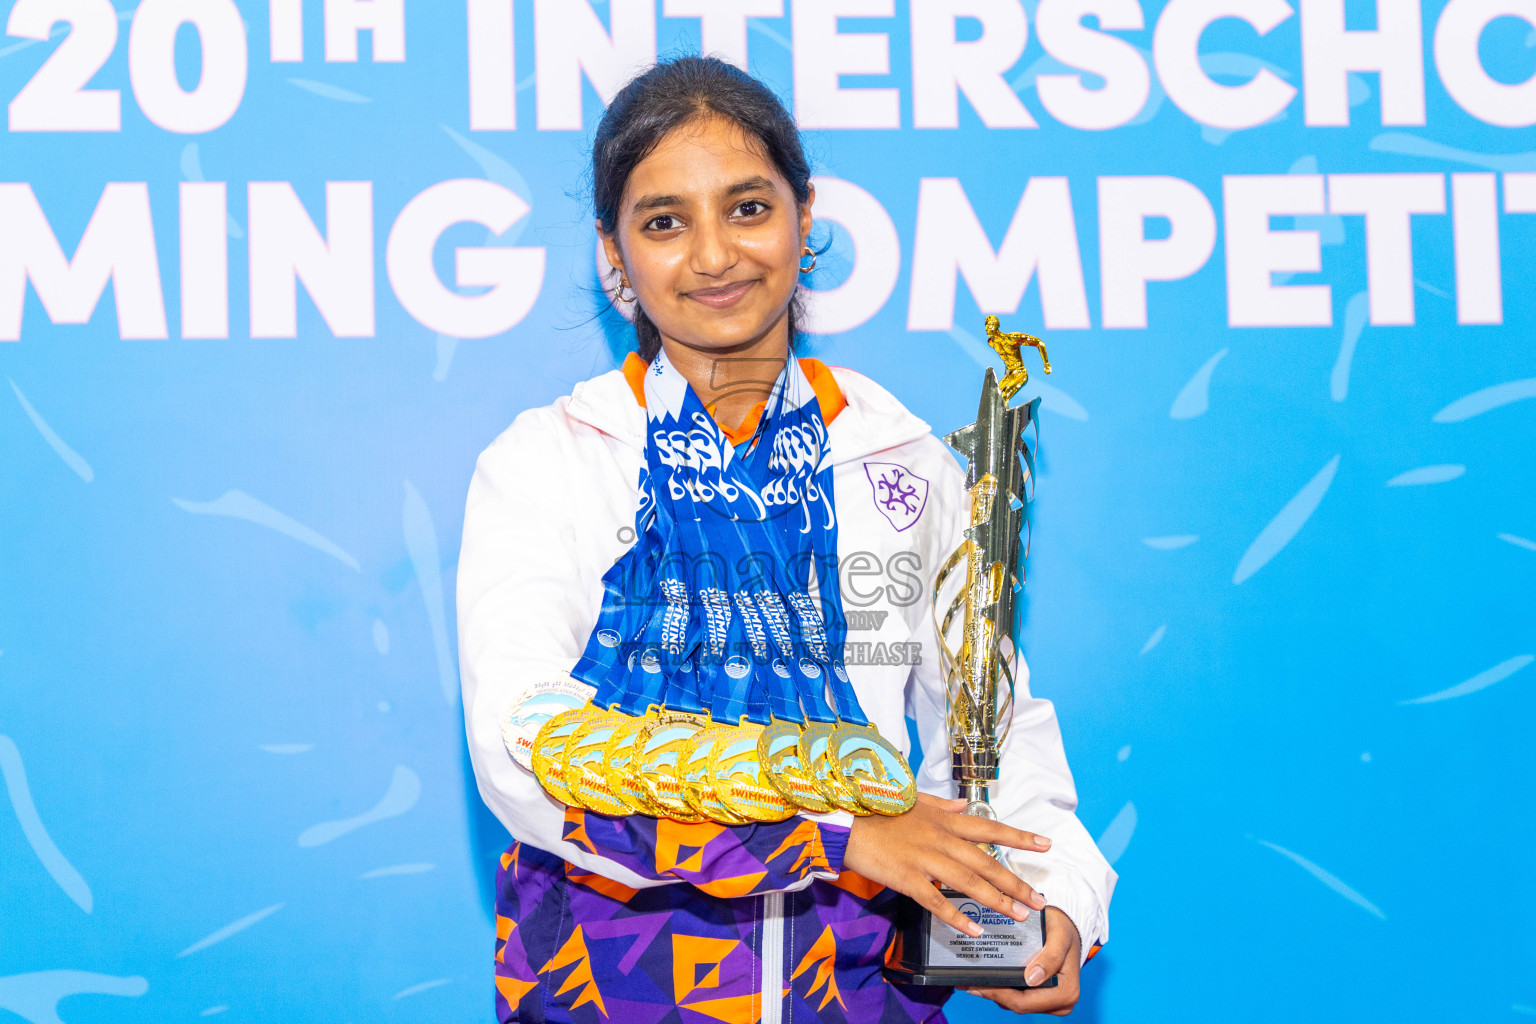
458, 360, 1115, 965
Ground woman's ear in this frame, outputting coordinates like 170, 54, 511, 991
598, 220, 625, 280
799, 182, 816, 246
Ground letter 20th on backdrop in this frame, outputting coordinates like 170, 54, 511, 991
5, 0, 1536, 343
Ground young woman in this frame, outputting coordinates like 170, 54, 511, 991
458, 57, 1114, 1023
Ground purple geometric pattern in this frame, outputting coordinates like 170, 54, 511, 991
492, 811, 952, 1024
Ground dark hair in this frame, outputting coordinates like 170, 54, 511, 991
593, 56, 813, 362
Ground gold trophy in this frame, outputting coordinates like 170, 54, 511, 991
885, 316, 1054, 988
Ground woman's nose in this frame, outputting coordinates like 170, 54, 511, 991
689, 219, 737, 277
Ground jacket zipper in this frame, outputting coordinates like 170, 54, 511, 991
760, 891, 785, 1024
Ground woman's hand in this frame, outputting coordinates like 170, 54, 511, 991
965, 907, 1083, 1015
842, 793, 1052, 937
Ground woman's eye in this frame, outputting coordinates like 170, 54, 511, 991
735, 200, 768, 218
645, 214, 679, 231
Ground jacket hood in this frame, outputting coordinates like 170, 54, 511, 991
563, 363, 935, 465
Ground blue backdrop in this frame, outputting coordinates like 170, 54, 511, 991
2, 1, 1534, 1021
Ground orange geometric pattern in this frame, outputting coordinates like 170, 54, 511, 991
541, 925, 608, 1016
563, 808, 846, 900
765, 819, 833, 875
504, 842, 525, 880
495, 913, 515, 964
672, 934, 739, 1002
693, 869, 769, 899
494, 974, 538, 1011
791, 926, 845, 1011
828, 869, 884, 901
655, 818, 727, 873
563, 805, 598, 855
673, 934, 759, 1024
567, 867, 640, 903
654, 817, 770, 897
883, 929, 904, 972
679, 992, 760, 1023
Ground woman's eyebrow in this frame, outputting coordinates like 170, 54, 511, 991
631, 192, 684, 213
724, 175, 776, 197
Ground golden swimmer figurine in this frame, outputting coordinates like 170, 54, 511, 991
983, 314, 1052, 399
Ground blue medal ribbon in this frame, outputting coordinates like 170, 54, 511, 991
573, 350, 871, 734
572, 468, 660, 711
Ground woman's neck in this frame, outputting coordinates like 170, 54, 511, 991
659, 317, 791, 429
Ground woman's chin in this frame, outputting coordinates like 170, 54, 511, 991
660, 303, 794, 353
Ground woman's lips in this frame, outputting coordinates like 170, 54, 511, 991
685, 279, 756, 309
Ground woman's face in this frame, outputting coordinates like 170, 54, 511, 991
600, 115, 813, 357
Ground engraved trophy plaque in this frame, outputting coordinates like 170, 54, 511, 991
884, 316, 1055, 989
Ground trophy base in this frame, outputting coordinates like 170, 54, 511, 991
883, 887, 1056, 989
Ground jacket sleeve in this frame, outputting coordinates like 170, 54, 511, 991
903, 444, 1116, 964
458, 408, 852, 896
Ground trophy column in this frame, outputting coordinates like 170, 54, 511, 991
883, 320, 1055, 989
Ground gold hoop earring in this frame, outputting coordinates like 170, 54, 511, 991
613, 275, 637, 305
799, 245, 817, 274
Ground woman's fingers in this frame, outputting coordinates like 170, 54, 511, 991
903, 873, 984, 938
923, 853, 1019, 924
948, 839, 1047, 913
843, 797, 1059, 944
915, 792, 967, 812
924, 838, 1046, 925
1023, 914, 1074, 989
972, 908, 1082, 1013
948, 813, 1052, 854
963, 985, 1076, 1016
960, 913, 1081, 1015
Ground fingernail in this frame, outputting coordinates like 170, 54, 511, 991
966, 920, 985, 937
1035, 835, 1052, 850
1025, 965, 1046, 987
1011, 899, 1030, 919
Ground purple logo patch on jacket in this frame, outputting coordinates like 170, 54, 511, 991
864, 462, 929, 532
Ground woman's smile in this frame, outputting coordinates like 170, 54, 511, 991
684, 278, 758, 309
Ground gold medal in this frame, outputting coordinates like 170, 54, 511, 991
633, 710, 708, 822
713, 721, 796, 822
531, 705, 601, 807
831, 723, 917, 816
756, 720, 833, 814
800, 721, 866, 814
600, 711, 660, 815
681, 724, 750, 823
563, 710, 632, 816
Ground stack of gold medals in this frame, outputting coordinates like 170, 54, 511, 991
522, 590, 918, 824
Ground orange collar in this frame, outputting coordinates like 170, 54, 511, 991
621, 351, 847, 445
